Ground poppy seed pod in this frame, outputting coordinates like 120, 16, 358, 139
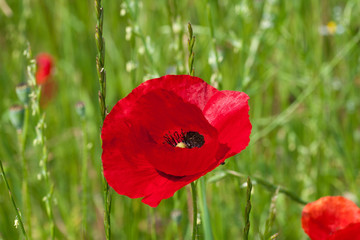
75, 101, 86, 119
9, 105, 25, 131
16, 82, 31, 105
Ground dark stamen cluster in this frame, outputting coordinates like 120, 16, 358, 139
163, 130, 205, 149
184, 131, 205, 148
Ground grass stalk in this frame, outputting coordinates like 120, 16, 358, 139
190, 181, 198, 240
226, 170, 307, 205
80, 118, 89, 239
198, 178, 213, 240
187, 22, 198, 239
94, 0, 111, 238
187, 22, 195, 76
38, 113, 55, 239
25, 45, 56, 239
243, 177, 252, 240
264, 188, 279, 239
0, 159, 28, 240
18, 105, 31, 238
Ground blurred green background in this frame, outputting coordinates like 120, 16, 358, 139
1, 0, 360, 239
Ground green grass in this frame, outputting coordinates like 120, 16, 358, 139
1, 0, 360, 239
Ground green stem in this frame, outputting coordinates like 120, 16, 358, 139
191, 182, 198, 240
198, 178, 213, 240
149, 208, 157, 240
226, 170, 307, 205
38, 112, 55, 240
26, 47, 56, 239
19, 105, 31, 238
187, 22, 195, 76
264, 188, 279, 239
94, 0, 112, 238
0, 159, 28, 240
243, 177, 252, 240
81, 119, 89, 239
102, 172, 111, 239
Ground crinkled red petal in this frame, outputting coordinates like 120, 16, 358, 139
302, 196, 360, 240
203, 90, 251, 159
328, 222, 360, 240
140, 161, 220, 207
118, 75, 219, 113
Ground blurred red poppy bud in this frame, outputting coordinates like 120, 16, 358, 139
36, 53, 53, 85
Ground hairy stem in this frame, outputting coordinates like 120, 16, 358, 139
94, 0, 111, 238
187, 22, 195, 76
19, 105, 31, 238
243, 177, 252, 240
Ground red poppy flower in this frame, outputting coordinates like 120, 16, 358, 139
36, 53, 53, 85
302, 196, 360, 240
35, 53, 57, 106
101, 75, 252, 207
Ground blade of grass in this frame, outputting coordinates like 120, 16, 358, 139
198, 177, 213, 240
0, 159, 28, 240
191, 181, 198, 240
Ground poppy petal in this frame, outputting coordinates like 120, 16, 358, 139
127, 89, 220, 176
203, 90, 251, 158
141, 160, 222, 207
302, 196, 360, 240
328, 222, 360, 240
117, 75, 219, 113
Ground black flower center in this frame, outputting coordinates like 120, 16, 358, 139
163, 130, 205, 149
183, 131, 205, 148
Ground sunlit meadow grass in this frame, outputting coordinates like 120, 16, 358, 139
1, 0, 360, 239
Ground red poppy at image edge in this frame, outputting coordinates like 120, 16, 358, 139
101, 75, 252, 207
302, 196, 360, 240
